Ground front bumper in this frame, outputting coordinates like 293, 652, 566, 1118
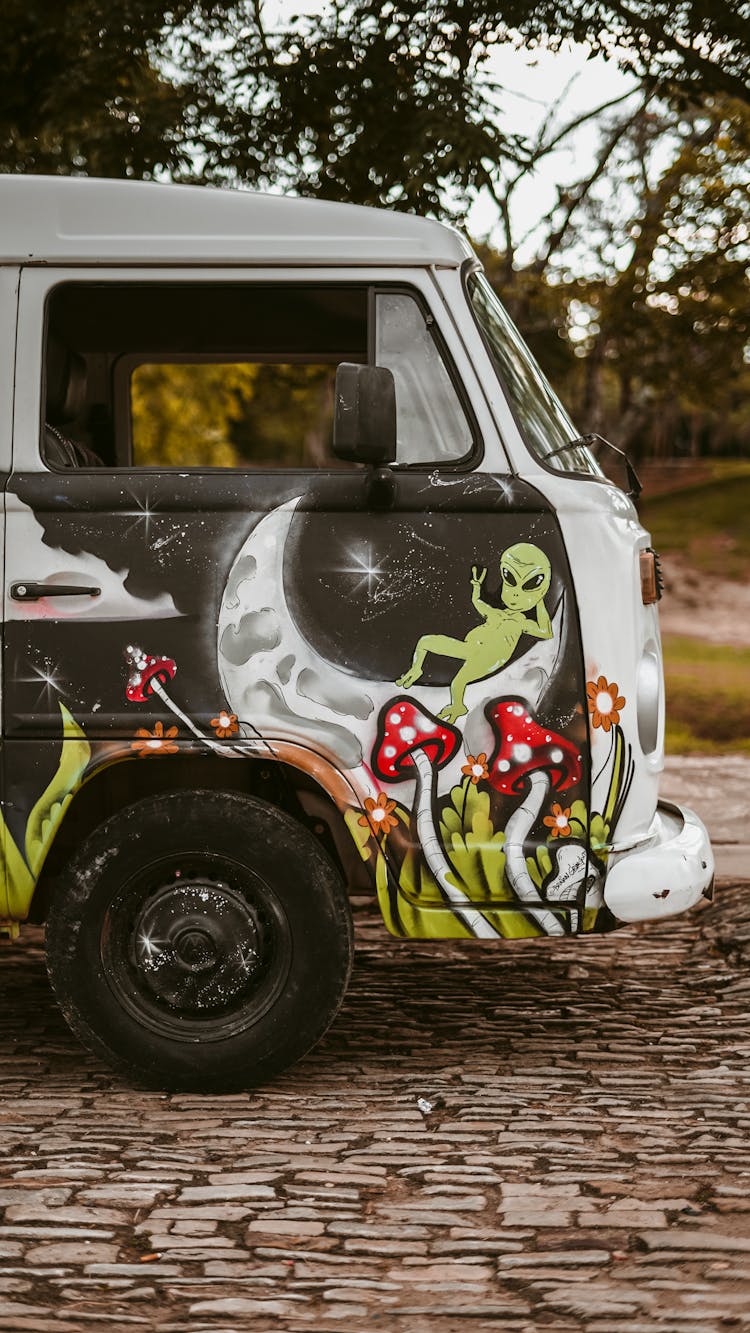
603, 801, 714, 924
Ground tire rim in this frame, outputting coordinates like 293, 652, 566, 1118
101, 853, 292, 1042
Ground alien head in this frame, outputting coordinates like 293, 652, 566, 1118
499, 543, 551, 612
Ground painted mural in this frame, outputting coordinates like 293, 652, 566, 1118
3, 468, 633, 937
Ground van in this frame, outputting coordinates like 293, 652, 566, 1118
0, 175, 713, 1090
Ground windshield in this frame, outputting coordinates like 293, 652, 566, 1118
467, 271, 601, 478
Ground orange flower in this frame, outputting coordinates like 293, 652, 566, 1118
586, 675, 626, 732
131, 721, 179, 756
211, 710, 239, 738
358, 793, 398, 837
461, 753, 489, 784
543, 802, 572, 838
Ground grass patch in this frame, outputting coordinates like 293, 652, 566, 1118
663, 634, 750, 754
640, 463, 750, 581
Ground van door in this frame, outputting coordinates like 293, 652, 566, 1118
5, 267, 592, 934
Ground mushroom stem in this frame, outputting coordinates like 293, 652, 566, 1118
149, 679, 246, 758
504, 770, 566, 936
410, 747, 501, 940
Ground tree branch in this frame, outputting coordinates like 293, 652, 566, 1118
603, 0, 750, 104
536, 93, 655, 267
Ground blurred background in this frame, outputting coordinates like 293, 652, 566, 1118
3, 0, 748, 756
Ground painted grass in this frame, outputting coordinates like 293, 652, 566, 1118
663, 634, 750, 754
640, 462, 750, 581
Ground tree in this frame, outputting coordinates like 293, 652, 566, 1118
516, 1, 750, 105
582, 95, 750, 457
193, 1, 749, 214
3, 2, 747, 457
0, 1, 232, 177
3, 3, 746, 212
484, 94, 750, 458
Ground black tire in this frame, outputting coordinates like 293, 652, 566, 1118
45, 789, 353, 1091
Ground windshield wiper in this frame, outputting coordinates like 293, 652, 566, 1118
545, 433, 641, 500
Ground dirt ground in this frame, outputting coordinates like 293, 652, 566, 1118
656, 553, 750, 648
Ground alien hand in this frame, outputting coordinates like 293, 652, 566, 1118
471, 565, 487, 591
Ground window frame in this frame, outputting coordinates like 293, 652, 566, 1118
461, 257, 607, 487
39, 274, 483, 475
368, 284, 480, 472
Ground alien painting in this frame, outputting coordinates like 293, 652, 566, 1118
397, 543, 553, 723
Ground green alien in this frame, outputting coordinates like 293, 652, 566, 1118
396, 542, 553, 724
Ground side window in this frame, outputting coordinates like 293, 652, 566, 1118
376, 291, 474, 465
42, 281, 475, 470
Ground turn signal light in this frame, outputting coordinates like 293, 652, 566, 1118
640, 548, 663, 604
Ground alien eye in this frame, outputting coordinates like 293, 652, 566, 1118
502, 567, 517, 586
523, 571, 545, 590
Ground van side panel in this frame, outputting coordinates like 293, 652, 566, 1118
4, 465, 599, 936
0, 268, 19, 926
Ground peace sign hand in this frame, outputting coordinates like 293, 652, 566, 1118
471, 565, 487, 591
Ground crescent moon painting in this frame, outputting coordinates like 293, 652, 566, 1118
217, 495, 567, 803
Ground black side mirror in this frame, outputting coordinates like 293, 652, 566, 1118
333, 363, 397, 466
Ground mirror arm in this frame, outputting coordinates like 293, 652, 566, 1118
583, 433, 642, 501
366, 465, 395, 510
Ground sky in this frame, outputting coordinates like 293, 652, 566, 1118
465, 44, 637, 261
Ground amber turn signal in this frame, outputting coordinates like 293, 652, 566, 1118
640, 548, 662, 604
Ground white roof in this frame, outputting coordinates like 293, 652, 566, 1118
0, 175, 473, 267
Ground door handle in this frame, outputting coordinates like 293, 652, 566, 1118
10, 582, 101, 602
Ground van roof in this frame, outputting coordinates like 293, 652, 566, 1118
0, 175, 473, 267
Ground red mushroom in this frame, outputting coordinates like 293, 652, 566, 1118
124, 644, 237, 757
373, 698, 461, 781
486, 699, 582, 936
371, 698, 501, 939
125, 646, 176, 703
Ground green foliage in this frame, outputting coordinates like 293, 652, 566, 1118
201, 3, 518, 219
480, 94, 750, 463
439, 779, 507, 900
0, 1, 234, 178
344, 807, 373, 862
132, 363, 257, 467
567, 798, 610, 863
557, 99, 748, 459
663, 635, 750, 752
131, 362, 336, 468
376, 836, 477, 938
519, 2, 750, 104
438, 779, 542, 938
200, 3, 749, 215
641, 468, 750, 578
4, 3, 746, 209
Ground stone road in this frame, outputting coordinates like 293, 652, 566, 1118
0, 765, 748, 1333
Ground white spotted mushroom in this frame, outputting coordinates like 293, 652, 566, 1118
486, 700, 583, 936
372, 698, 502, 939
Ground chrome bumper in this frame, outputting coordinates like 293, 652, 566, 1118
603, 801, 714, 924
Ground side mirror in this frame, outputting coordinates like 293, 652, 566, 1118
333, 363, 397, 466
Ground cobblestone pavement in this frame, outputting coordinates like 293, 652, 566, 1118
1, 858, 750, 1333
